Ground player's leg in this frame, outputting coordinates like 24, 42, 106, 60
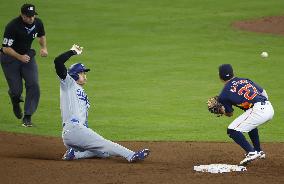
227, 109, 258, 165
248, 128, 261, 152
227, 129, 254, 153
62, 123, 135, 161
229, 103, 274, 165
227, 109, 256, 153
247, 102, 274, 157
62, 124, 112, 160
62, 145, 109, 160
74, 150, 110, 159
0, 54, 24, 119
239, 102, 274, 151
21, 57, 40, 125
79, 128, 150, 162
247, 128, 266, 158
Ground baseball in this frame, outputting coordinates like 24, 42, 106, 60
260, 51, 268, 58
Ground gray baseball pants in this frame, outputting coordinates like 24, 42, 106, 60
62, 122, 135, 161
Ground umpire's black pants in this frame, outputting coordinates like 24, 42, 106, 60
0, 53, 40, 116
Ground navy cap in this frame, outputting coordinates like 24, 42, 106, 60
21, 4, 38, 17
219, 64, 234, 81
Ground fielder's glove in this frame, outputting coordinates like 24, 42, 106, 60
70, 44, 83, 55
207, 96, 224, 117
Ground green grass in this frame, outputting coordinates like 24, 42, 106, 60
0, 0, 284, 141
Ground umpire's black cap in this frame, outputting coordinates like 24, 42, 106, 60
219, 64, 234, 81
21, 4, 38, 17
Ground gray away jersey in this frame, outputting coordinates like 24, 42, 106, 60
60, 74, 90, 127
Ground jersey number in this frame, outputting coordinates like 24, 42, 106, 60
238, 83, 258, 100
3, 38, 14, 46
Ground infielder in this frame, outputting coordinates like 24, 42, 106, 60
54, 44, 150, 162
217, 64, 274, 165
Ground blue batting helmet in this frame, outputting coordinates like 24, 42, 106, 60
68, 63, 90, 81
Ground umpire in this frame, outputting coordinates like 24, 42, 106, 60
0, 4, 48, 127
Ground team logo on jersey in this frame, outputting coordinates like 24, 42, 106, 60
25, 25, 35, 34
70, 118, 79, 124
76, 88, 90, 108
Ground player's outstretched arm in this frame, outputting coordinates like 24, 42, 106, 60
54, 44, 83, 80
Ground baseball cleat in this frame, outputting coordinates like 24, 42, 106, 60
22, 116, 32, 127
239, 151, 260, 166
129, 149, 150, 163
62, 148, 75, 161
258, 151, 266, 159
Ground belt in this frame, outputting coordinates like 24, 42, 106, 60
260, 101, 266, 105
255, 101, 268, 105
62, 122, 88, 128
249, 101, 267, 109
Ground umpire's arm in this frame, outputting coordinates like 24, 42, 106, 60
38, 36, 48, 57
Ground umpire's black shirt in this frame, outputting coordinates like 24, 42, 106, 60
2, 16, 45, 55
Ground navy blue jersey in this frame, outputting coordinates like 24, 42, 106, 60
218, 77, 267, 113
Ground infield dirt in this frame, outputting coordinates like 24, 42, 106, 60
0, 131, 283, 184
232, 16, 284, 35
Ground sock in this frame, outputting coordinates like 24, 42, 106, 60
248, 128, 261, 152
227, 129, 254, 153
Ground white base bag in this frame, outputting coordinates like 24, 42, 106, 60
194, 164, 247, 173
